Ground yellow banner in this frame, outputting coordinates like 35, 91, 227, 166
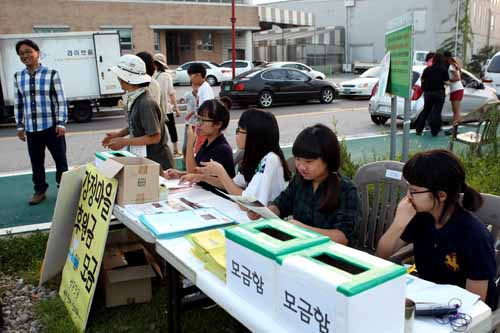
59, 163, 118, 332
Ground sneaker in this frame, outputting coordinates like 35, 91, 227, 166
29, 191, 46, 205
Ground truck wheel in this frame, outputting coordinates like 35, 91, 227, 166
72, 101, 93, 123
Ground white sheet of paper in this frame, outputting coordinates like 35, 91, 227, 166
222, 192, 280, 219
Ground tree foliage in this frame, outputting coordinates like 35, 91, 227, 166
439, 0, 473, 61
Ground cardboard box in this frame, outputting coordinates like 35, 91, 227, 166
276, 242, 406, 333
100, 229, 162, 308
95, 151, 136, 168
224, 219, 330, 316
97, 157, 160, 206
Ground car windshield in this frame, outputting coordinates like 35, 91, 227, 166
360, 67, 381, 78
487, 56, 500, 73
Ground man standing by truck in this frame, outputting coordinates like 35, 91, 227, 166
14, 39, 68, 205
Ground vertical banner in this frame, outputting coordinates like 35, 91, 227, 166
59, 163, 117, 332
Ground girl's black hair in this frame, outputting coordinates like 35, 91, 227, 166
292, 124, 341, 213
154, 61, 166, 72
197, 99, 230, 131
403, 149, 483, 218
431, 53, 447, 69
238, 109, 291, 183
136, 51, 156, 76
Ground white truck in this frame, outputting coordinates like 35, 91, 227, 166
0, 31, 123, 123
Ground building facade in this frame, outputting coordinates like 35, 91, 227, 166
261, 0, 500, 64
1, 0, 260, 65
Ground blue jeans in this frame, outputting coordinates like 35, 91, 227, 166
26, 126, 68, 193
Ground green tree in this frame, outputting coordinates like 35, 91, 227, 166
439, 0, 473, 61
468, 45, 497, 76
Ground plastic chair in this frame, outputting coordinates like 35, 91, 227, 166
449, 101, 500, 156
353, 160, 408, 254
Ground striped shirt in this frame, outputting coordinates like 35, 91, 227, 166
14, 65, 68, 132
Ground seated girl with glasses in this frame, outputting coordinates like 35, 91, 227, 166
183, 109, 291, 205
377, 149, 496, 308
163, 98, 235, 182
248, 124, 360, 245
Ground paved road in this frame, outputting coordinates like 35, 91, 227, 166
0, 79, 387, 174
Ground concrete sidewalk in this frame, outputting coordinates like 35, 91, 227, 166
0, 130, 461, 233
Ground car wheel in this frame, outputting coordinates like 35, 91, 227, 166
258, 91, 274, 108
206, 75, 217, 86
316, 76, 323, 80
370, 115, 389, 125
320, 87, 335, 104
72, 101, 93, 123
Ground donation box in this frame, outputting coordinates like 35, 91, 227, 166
276, 242, 407, 333
225, 219, 330, 316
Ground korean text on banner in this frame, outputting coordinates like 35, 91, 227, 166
385, 24, 413, 99
59, 163, 118, 332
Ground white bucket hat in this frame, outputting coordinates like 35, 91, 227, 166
153, 53, 168, 69
109, 54, 151, 85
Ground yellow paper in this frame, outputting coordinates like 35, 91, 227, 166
59, 164, 118, 332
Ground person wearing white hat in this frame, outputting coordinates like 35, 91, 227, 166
102, 54, 174, 170
153, 53, 181, 156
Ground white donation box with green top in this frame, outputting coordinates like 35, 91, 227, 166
276, 242, 407, 333
224, 219, 330, 316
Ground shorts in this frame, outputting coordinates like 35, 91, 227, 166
450, 90, 464, 101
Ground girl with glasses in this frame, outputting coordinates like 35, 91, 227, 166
377, 149, 496, 308
187, 109, 291, 205
163, 98, 235, 183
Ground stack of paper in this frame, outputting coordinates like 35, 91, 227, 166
190, 229, 227, 281
139, 208, 235, 239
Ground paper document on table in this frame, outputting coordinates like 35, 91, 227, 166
159, 177, 192, 190
406, 276, 480, 308
221, 192, 280, 219
139, 207, 236, 239
124, 199, 189, 218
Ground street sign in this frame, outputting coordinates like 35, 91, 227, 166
385, 24, 413, 99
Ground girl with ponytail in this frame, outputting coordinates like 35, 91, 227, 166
377, 149, 496, 308
249, 124, 360, 246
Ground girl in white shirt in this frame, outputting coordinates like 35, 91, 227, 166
191, 109, 291, 205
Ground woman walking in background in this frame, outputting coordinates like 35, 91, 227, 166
153, 53, 181, 156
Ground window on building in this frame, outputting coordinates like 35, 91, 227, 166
180, 32, 191, 52
154, 30, 161, 52
101, 27, 133, 51
33, 26, 70, 33
201, 32, 213, 51
491, 15, 496, 31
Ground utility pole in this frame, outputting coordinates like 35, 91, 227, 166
231, 0, 236, 79
454, 0, 461, 56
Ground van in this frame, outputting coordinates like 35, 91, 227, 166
483, 51, 500, 97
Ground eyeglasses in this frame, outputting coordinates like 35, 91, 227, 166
197, 117, 215, 125
235, 128, 247, 135
407, 189, 432, 197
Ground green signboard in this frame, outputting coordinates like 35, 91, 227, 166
385, 25, 413, 99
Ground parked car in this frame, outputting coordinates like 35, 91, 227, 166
219, 60, 253, 77
482, 52, 500, 97
219, 67, 338, 108
339, 66, 381, 98
413, 50, 429, 66
265, 62, 327, 80
368, 66, 498, 125
173, 61, 231, 86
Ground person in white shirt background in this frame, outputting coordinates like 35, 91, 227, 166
191, 108, 292, 205
153, 53, 181, 156
187, 63, 214, 153
444, 51, 464, 125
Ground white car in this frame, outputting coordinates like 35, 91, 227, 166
339, 66, 381, 97
369, 66, 498, 125
173, 61, 231, 86
266, 62, 326, 80
219, 60, 253, 77
482, 51, 500, 97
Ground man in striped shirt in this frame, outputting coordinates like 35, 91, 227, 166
14, 39, 68, 205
